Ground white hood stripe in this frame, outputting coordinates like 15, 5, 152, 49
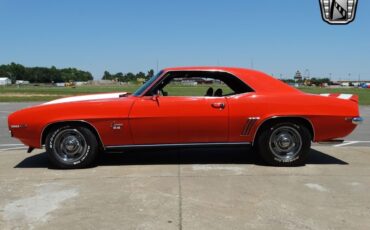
337, 94, 353, 99
44, 92, 127, 105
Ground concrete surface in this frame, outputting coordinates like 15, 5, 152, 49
1, 103, 370, 229
0, 102, 39, 145
0, 147, 370, 229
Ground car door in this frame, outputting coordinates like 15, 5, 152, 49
128, 70, 237, 145
128, 95, 229, 144
178, 96, 228, 143
128, 96, 181, 145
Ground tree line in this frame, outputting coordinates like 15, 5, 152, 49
102, 69, 154, 82
0, 63, 93, 83
0, 63, 156, 84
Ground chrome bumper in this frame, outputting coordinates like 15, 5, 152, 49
352, 117, 364, 125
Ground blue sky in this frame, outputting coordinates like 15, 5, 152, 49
0, 0, 369, 80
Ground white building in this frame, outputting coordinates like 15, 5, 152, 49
75, 81, 87, 86
0, 77, 12, 85
55, 82, 65, 87
15, 80, 30, 85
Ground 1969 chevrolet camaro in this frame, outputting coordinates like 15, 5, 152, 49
8, 67, 363, 168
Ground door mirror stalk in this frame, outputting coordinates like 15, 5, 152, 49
152, 90, 160, 101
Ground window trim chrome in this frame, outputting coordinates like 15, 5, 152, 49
139, 69, 255, 97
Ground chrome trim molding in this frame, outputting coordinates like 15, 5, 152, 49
10, 124, 27, 129
106, 142, 251, 149
140, 69, 256, 97
318, 140, 344, 145
352, 117, 363, 125
252, 116, 315, 146
241, 117, 260, 136
40, 120, 105, 148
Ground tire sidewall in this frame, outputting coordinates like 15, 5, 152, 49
258, 122, 311, 166
46, 126, 98, 169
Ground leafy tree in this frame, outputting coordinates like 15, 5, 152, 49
0, 63, 93, 83
146, 69, 154, 80
102, 71, 112, 80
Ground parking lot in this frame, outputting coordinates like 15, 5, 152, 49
1, 103, 370, 229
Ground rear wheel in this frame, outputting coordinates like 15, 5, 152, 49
257, 122, 311, 166
45, 126, 99, 169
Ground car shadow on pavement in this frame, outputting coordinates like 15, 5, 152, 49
14, 147, 348, 168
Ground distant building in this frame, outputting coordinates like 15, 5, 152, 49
336, 80, 370, 87
75, 81, 88, 86
55, 82, 65, 87
173, 77, 215, 84
294, 71, 303, 82
15, 80, 30, 85
0, 77, 12, 85
90, 80, 116, 85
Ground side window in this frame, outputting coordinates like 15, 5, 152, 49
161, 77, 234, 97
146, 71, 253, 97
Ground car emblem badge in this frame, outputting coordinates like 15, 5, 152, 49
112, 123, 123, 130
319, 0, 358, 24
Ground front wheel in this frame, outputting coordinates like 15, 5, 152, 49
257, 122, 311, 166
45, 126, 99, 169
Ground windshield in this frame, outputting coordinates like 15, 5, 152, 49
133, 71, 163, 96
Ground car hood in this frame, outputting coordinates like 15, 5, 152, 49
43, 92, 129, 105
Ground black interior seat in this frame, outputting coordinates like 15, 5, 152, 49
214, 88, 223, 97
205, 87, 214, 96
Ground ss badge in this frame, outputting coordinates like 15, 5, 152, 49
319, 0, 358, 25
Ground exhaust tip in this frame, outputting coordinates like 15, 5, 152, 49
352, 117, 364, 125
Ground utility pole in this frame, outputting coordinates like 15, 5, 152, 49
304, 69, 310, 79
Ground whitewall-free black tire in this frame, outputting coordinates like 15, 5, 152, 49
257, 122, 311, 166
45, 126, 99, 169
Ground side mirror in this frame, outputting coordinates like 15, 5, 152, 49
152, 90, 160, 101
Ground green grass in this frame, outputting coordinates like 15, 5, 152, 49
299, 87, 370, 105
1, 85, 369, 105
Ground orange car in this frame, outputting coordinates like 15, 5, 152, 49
8, 67, 363, 168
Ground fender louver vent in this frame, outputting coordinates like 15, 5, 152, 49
241, 117, 260, 136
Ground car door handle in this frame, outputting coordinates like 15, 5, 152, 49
211, 102, 225, 109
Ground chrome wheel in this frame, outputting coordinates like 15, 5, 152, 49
268, 126, 302, 161
53, 129, 88, 164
